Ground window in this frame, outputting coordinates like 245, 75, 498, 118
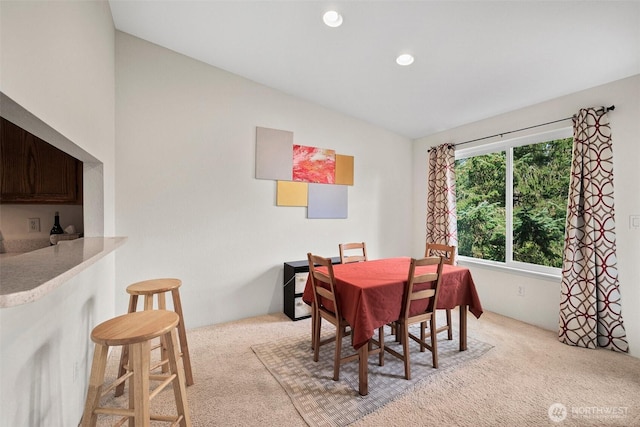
455, 128, 573, 276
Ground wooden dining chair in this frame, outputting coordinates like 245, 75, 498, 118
384, 256, 444, 380
307, 253, 383, 381
425, 243, 455, 340
338, 242, 368, 264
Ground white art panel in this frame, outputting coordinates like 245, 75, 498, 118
307, 183, 348, 219
255, 127, 293, 180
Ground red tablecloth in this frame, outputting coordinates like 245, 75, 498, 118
303, 257, 483, 349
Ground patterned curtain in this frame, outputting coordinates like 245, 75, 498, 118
426, 144, 457, 249
558, 108, 628, 352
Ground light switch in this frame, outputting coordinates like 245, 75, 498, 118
630, 215, 640, 230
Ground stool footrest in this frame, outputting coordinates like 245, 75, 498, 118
149, 373, 178, 401
94, 407, 134, 417
92, 408, 182, 426
152, 414, 183, 426
101, 371, 133, 399
150, 359, 169, 372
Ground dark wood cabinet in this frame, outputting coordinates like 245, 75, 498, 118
284, 257, 340, 321
1, 117, 82, 204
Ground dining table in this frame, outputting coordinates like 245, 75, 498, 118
302, 257, 483, 396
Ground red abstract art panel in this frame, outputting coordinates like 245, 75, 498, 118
292, 144, 336, 184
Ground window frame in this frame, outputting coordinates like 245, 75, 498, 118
454, 127, 573, 280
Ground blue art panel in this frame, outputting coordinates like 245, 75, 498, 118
255, 127, 293, 180
307, 184, 348, 219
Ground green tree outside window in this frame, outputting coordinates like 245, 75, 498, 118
455, 137, 572, 268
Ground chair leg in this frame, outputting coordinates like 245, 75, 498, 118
402, 323, 411, 380
431, 315, 439, 369
446, 308, 453, 340
333, 323, 343, 381
310, 307, 316, 351
313, 315, 321, 362
378, 327, 385, 366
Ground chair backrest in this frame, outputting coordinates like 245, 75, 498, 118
425, 243, 455, 265
401, 256, 445, 321
339, 242, 368, 264
307, 253, 341, 319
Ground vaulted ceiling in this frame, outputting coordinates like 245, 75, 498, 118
109, 1, 640, 139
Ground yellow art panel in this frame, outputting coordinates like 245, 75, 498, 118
277, 181, 308, 206
335, 155, 354, 185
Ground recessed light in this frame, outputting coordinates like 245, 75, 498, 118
323, 11, 343, 27
396, 54, 414, 66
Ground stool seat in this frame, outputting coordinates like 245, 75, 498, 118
81, 310, 191, 426
92, 310, 178, 347
127, 278, 181, 295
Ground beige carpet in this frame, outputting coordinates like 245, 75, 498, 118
96, 309, 640, 426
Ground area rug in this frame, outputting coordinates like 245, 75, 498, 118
251, 329, 493, 427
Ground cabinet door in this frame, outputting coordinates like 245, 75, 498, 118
1, 117, 82, 204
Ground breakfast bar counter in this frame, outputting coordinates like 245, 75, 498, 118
0, 237, 126, 308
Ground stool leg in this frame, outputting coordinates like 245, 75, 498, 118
171, 288, 194, 386
81, 343, 109, 427
131, 340, 151, 427
165, 328, 192, 427
143, 294, 154, 310
127, 344, 135, 427
156, 293, 170, 373
116, 295, 139, 397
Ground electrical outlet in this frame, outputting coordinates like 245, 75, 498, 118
28, 218, 41, 233
517, 285, 525, 297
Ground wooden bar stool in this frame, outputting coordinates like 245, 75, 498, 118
81, 310, 191, 427
116, 278, 194, 397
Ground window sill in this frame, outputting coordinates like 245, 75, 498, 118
457, 256, 562, 283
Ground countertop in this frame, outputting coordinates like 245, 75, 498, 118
0, 237, 127, 308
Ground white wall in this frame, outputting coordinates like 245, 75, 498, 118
413, 75, 640, 358
114, 32, 413, 328
0, 1, 116, 425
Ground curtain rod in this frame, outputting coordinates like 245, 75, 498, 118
452, 105, 615, 148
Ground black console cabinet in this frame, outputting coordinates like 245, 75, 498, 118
284, 257, 340, 321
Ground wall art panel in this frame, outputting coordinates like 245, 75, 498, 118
255, 127, 293, 180
276, 181, 308, 206
335, 154, 354, 185
292, 144, 336, 184
307, 184, 348, 219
